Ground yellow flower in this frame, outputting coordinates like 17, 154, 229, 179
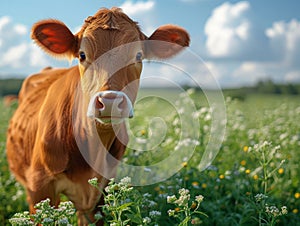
243, 146, 249, 152
201, 183, 207, 189
140, 129, 146, 135
245, 169, 251, 174
192, 181, 199, 187
175, 207, 180, 212
253, 174, 259, 180
154, 186, 160, 192
292, 209, 298, 214
219, 174, 225, 179
295, 192, 300, 199
181, 162, 188, 168
240, 160, 247, 166
278, 168, 284, 174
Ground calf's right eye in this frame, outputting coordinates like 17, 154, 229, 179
79, 51, 86, 62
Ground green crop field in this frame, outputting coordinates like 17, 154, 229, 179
1, 90, 300, 225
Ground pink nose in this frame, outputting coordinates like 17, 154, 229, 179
87, 91, 133, 123
96, 92, 125, 116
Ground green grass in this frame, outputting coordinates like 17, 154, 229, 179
1, 90, 300, 225
0, 100, 27, 225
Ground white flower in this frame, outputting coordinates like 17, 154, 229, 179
143, 193, 152, 198
144, 167, 152, 172
120, 176, 131, 185
42, 218, 54, 223
187, 88, 195, 95
281, 206, 288, 215
168, 209, 176, 216
88, 177, 99, 187
266, 205, 280, 217
195, 195, 204, 203
167, 195, 177, 204
143, 217, 151, 224
175, 194, 190, 207
57, 217, 69, 225
94, 211, 103, 220
254, 193, 268, 202
178, 188, 189, 196
149, 210, 161, 218
148, 200, 157, 208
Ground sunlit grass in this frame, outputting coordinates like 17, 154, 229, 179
1, 91, 300, 225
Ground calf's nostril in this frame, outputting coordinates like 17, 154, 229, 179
95, 97, 104, 110
117, 97, 126, 110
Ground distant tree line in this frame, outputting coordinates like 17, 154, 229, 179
0, 79, 23, 96
255, 79, 299, 95
0, 78, 299, 98
222, 79, 300, 101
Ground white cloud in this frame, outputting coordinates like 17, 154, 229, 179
204, 1, 250, 57
120, 0, 155, 16
266, 19, 300, 67
232, 19, 300, 85
30, 45, 50, 67
232, 62, 268, 84
202, 1, 300, 86
204, 1, 268, 60
0, 16, 10, 30
0, 16, 52, 76
205, 1, 300, 67
119, 0, 157, 37
1, 43, 28, 68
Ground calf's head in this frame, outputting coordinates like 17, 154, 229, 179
31, 7, 190, 124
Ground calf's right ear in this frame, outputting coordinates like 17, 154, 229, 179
31, 19, 78, 59
145, 24, 190, 59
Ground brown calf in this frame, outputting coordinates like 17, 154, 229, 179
6, 7, 189, 225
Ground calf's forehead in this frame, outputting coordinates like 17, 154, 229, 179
82, 26, 142, 50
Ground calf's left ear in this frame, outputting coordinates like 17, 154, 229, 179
146, 24, 190, 59
31, 19, 78, 59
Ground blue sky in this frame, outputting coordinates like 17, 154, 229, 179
1, 0, 300, 87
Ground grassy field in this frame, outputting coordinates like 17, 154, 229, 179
1, 90, 300, 225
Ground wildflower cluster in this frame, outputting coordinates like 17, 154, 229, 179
254, 193, 288, 226
89, 177, 136, 226
167, 188, 207, 225
89, 177, 161, 226
247, 141, 286, 194
265, 205, 288, 217
255, 193, 268, 203
9, 199, 76, 226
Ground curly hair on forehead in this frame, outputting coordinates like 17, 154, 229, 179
75, 7, 146, 48
79, 7, 140, 32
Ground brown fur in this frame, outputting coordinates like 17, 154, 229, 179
7, 7, 190, 225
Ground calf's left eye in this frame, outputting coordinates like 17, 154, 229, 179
79, 51, 86, 62
136, 52, 143, 62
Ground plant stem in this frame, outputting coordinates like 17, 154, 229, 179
259, 211, 262, 226
262, 149, 268, 194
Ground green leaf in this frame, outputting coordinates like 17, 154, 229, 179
125, 212, 143, 224
116, 202, 134, 211
193, 210, 209, 218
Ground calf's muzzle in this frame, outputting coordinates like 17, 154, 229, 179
87, 91, 134, 124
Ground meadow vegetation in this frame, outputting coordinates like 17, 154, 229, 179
0, 89, 299, 225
